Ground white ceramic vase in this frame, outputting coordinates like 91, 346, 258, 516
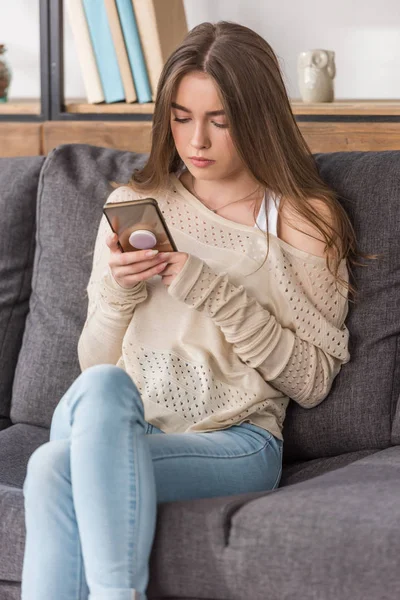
297, 49, 336, 103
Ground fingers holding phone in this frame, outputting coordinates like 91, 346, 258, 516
106, 233, 168, 290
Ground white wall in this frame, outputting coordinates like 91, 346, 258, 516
0, 0, 41, 98
2, 0, 400, 101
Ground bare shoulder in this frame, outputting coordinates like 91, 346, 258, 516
278, 197, 338, 258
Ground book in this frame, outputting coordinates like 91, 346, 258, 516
104, 0, 137, 103
115, 0, 152, 103
65, 0, 104, 104
82, 0, 125, 103
131, 0, 188, 102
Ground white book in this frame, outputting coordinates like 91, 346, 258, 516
65, 0, 104, 104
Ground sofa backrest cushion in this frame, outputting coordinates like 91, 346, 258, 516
283, 151, 400, 461
0, 156, 44, 428
11, 144, 147, 428
9, 144, 400, 462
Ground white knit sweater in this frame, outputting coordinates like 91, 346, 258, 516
77, 174, 350, 441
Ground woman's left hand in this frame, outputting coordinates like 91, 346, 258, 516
158, 251, 189, 287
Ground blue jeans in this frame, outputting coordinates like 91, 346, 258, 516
21, 364, 283, 600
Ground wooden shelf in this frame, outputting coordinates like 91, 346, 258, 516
291, 99, 400, 115
61, 98, 400, 116
64, 100, 155, 114
3, 98, 398, 117
0, 99, 41, 115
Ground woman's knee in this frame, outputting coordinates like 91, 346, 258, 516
23, 440, 70, 497
77, 364, 133, 388
69, 364, 144, 415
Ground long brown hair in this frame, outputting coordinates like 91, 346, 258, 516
124, 21, 378, 302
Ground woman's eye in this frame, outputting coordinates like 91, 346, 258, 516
173, 117, 228, 128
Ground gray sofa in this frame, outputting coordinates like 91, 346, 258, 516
1, 143, 400, 600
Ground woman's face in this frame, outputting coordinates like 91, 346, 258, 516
170, 72, 245, 181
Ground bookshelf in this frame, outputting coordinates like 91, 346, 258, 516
0, 0, 50, 122
3, 0, 400, 157
51, 0, 151, 122
1, 0, 400, 124
6, 97, 400, 121
0, 100, 42, 116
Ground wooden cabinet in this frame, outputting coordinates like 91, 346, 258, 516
40, 120, 400, 156
0, 123, 42, 157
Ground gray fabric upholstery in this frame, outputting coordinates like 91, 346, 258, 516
0, 424, 49, 489
283, 151, 400, 461
0, 144, 399, 600
0, 582, 20, 600
0, 156, 45, 424
10, 145, 400, 463
147, 446, 400, 600
10, 145, 147, 428
0, 421, 391, 600
0, 422, 375, 493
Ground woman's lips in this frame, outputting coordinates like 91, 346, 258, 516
189, 158, 215, 168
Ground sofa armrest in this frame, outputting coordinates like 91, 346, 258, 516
148, 447, 400, 600
225, 445, 400, 600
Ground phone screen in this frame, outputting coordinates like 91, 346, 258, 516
103, 198, 178, 253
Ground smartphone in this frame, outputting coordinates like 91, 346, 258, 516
103, 197, 178, 253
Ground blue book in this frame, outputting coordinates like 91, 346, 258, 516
82, 0, 125, 103
115, 0, 152, 103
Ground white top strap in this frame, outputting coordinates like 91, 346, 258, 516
255, 190, 280, 235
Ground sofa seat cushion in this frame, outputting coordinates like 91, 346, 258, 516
0, 423, 374, 492
0, 422, 384, 597
0, 424, 49, 489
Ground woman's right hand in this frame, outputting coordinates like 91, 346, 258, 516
106, 233, 168, 290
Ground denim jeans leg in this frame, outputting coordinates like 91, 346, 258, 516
147, 421, 283, 504
22, 364, 283, 600
21, 436, 90, 600
22, 364, 154, 600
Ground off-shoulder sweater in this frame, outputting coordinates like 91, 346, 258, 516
77, 174, 350, 441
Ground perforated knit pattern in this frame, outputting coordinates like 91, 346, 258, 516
78, 179, 351, 439
99, 270, 147, 311
267, 248, 350, 360
269, 336, 343, 407
163, 191, 266, 260
124, 346, 262, 422
184, 263, 233, 315
122, 345, 289, 428
267, 337, 317, 403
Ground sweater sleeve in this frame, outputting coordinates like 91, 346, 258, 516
77, 213, 148, 371
167, 254, 350, 409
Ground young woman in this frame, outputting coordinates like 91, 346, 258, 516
21, 20, 367, 600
